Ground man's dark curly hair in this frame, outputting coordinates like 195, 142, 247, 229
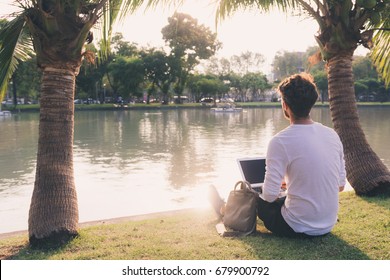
277, 73, 319, 118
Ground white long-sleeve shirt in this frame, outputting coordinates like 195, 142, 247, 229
262, 122, 346, 235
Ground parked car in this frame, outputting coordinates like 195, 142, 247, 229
1, 100, 14, 105
200, 97, 214, 106
358, 95, 376, 102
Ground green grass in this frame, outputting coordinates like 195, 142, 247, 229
1, 191, 389, 260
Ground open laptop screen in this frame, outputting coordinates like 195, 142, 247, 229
237, 157, 266, 188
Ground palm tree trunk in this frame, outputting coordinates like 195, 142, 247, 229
29, 66, 79, 246
327, 53, 390, 195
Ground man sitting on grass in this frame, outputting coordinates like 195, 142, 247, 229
258, 72, 346, 237
210, 73, 346, 237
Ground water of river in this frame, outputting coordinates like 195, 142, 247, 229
1, 107, 390, 233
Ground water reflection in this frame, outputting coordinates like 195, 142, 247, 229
1, 107, 389, 233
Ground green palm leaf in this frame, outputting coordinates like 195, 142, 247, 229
98, 0, 178, 60
0, 13, 32, 102
216, 0, 294, 22
371, 15, 390, 87
97, 0, 123, 60
119, 0, 180, 18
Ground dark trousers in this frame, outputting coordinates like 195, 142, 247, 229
257, 196, 311, 238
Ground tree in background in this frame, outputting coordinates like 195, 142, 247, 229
104, 33, 142, 102
107, 55, 144, 100
353, 55, 380, 80
0, 18, 32, 108
142, 48, 176, 104
312, 71, 328, 102
353, 55, 389, 101
76, 43, 104, 102
203, 56, 232, 77
161, 12, 221, 103
217, 0, 390, 195
272, 47, 327, 81
230, 51, 265, 74
356, 77, 389, 101
272, 51, 306, 80
202, 51, 270, 101
241, 72, 271, 101
187, 74, 229, 102
111, 32, 139, 57
12, 55, 42, 104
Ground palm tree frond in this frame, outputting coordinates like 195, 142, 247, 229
98, 0, 181, 61
215, 0, 295, 23
96, 0, 121, 61
371, 16, 390, 87
118, 0, 182, 19
0, 13, 31, 102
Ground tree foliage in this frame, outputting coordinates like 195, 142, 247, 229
12, 55, 42, 102
230, 51, 265, 74
111, 33, 140, 57
353, 55, 379, 80
141, 47, 175, 103
272, 51, 306, 80
187, 74, 229, 102
161, 12, 221, 101
108, 55, 144, 99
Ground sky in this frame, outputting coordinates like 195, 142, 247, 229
0, 0, 368, 73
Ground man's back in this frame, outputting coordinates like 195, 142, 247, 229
264, 122, 346, 235
257, 73, 346, 237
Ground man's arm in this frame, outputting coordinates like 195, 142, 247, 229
338, 139, 347, 193
263, 138, 288, 202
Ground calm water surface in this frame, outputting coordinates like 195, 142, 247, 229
1, 107, 390, 233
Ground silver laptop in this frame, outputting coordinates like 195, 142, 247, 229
237, 157, 266, 193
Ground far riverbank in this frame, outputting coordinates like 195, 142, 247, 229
3, 101, 390, 113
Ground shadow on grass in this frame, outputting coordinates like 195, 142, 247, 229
239, 188, 390, 260
205, 216, 370, 260
2, 242, 64, 260
360, 186, 390, 211
2, 231, 78, 260
241, 228, 369, 260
